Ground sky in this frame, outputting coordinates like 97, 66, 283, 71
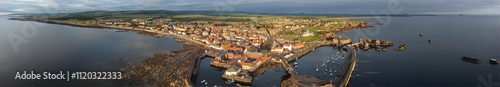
0, 0, 499, 15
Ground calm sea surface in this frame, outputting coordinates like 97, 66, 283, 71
0, 15, 499, 86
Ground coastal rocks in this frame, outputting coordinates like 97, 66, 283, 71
428, 40, 432, 43
354, 38, 393, 51
419, 33, 423, 37
462, 56, 481, 64
332, 37, 352, 45
393, 44, 407, 51
490, 59, 499, 64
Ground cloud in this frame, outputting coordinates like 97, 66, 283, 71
0, 0, 498, 15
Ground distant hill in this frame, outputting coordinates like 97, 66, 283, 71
13, 10, 437, 21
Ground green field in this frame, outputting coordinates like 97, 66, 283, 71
277, 31, 300, 35
174, 14, 212, 18
287, 34, 324, 42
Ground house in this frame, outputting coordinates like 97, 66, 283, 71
254, 57, 263, 65
293, 43, 305, 49
252, 42, 262, 46
283, 43, 293, 50
238, 56, 248, 63
224, 66, 241, 76
225, 53, 242, 59
271, 47, 284, 53
238, 62, 252, 70
249, 36, 259, 40
213, 39, 221, 44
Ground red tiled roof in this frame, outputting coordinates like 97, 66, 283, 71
238, 62, 251, 66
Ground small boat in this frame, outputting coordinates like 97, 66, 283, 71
333, 61, 335, 64
312, 48, 315, 51
228, 79, 235, 83
490, 59, 499, 64
335, 58, 337, 61
462, 56, 480, 64
330, 73, 333, 76
322, 59, 326, 67
316, 64, 319, 72
325, 69, 328, 72
337, 52, 339, 55
327, 59, 330, 63
335, 70, 337, 72
332, 54, 334, 59
201, 80, 206, 84
293, 63, 298, 66
205, 82, 208, 85
214, 85, 217, 87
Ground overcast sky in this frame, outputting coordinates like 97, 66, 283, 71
0, 0, 499, 15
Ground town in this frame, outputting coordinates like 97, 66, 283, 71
14, 12, 376, 86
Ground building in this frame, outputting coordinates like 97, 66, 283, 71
244, 51, 263, 58
238, 62, 252, 70
254, 57, 263, 65
301, 30, 314, 37
224, 66, 241, 76
293, 43, 305, 49
283, 43, 293, 50
271, 47, 284, 53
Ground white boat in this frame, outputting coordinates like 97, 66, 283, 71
332, 54, 334, 59
333, 61, 335, 64
214, 85, 217, 87
316, 64, 319, 72
322, 59, 326, 67
335, 70, 337, 72
228, 79, 235, 83
201, 80, 206, 84
337, 52, 339, 55
327, 59, 330, 63
330, 73, 333, 76
205, 82, 208, 85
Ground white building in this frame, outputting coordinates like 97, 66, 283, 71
224, 66, 241, 76
301, 30, 314, 37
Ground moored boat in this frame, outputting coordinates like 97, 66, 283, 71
201, 80, 206, 84
462, 56, 481, 64
490, 59, 499, 64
